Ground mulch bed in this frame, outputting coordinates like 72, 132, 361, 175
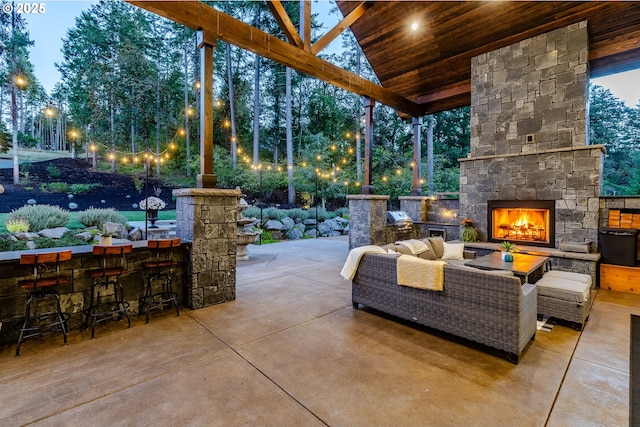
0, 158, 177, 213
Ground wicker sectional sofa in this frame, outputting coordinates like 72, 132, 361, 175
351, 253, 537, 363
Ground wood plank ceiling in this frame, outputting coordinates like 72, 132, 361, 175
336, 1, 640, 115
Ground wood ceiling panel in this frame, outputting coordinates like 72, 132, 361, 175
337, 1, 640, 113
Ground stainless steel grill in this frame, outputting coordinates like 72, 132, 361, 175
386, 211, 414, 234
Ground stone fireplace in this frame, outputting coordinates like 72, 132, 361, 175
459, 21, 604, 251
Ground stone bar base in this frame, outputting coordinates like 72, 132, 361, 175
173, 188, 241, 309
347, 195, 389, 250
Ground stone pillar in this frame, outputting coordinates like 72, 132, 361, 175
348, 194, 389, 250
173, 188, 241, 309
399, 196, 429, 222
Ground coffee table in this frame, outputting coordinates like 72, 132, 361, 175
464, 252, 549, 283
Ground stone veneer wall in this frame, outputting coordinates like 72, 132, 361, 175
347, 195, 389, 249
460, 21, 603, 250
174, 188, 240, 309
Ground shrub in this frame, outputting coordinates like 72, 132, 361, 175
46, 164, 61, 179
0, 237, 27, 252
5, 218, 29, 233
285, 208, 309, 221
40, 182, 71, 193
7, 205, 70, 232
263, 207, 286, 221
33, 231, 88, 249
70, 183, 101, 194
77, 207, 127, 229
243, 206, 261, 219
334, 207, 349, 219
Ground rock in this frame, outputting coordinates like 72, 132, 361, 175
74, 231, 95, 242
294, 223, 306, 234
281, 217, 295, 230
238, 198, 250, 209
128, 227, 143, 241
26, 241, 36, 250
27, 199, 36, 205
68, 202, 78, 210
264, 219, 285, 231
304, 229, 318, 238
103, 221, 128, 239
325, 218, 344, 231
303, 218, 317, 226
318, 222, 332, 236
0, 184, 4, 194
132, 203, 139, 209
270, 230, 284, 240
39, 227, 70, 239
286, 228, 303, 240
333, 216, 349, 224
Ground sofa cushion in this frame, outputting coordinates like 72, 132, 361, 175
427, 236, 445, 258
446, 263, 516, 277
543, 270, 592, 287
442, 242, 465, 260
536, 276, 591, 304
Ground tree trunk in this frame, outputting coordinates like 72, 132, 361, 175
286, 67, 294, 205
427, 115, 434, 193
252, 53, 260, 166
11, 82, 19, 185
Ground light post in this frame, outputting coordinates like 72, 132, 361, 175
69, 129, 79, 159
45, 106, 55, 150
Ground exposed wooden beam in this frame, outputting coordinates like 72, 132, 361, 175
312, 1, 371, 56
126, 0, 423, 117
266, 0, 303, 49
302, 0, 311, 52
414, 82, 469, 105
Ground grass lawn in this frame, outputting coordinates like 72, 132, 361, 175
0, 210, 176, 234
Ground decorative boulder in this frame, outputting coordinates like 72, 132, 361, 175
14, 232, 40, 241
303, 218, 317, 226
304, 229, 318, 238
39, 227, 70, 239
265, 220, 285, 231
286, 228, 303, 240
103, 221, 128, 239
325, 218, 344, 232
128, 227, 143, 241
318, 222, 332, 236
281, 216, 295, 230
74, 231, 95, 242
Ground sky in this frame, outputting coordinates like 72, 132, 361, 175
20, 0, 640, 108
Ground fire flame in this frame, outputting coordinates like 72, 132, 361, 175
493, 208, 548, 243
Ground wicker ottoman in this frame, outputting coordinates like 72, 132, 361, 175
536, 271, 593, 331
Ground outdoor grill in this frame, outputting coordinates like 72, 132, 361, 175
386, 211, 414, 234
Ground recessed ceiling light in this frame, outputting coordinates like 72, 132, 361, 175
411, 22, 419, 31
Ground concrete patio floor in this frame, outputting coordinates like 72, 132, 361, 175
0, 236, 636, 426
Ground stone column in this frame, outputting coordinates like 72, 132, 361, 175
348, 194, 389, 250
173, 188, 241, 309
399, 196, 429, 222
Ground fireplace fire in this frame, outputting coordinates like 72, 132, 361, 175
487, 200, 555, 247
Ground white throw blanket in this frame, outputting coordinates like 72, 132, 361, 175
396, 255, 446, 291
395, 239, 430, 255
340, 245, 387, 280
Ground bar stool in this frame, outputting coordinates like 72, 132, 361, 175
140, 238, 181, 324
84, 244, 133, 338
15, 250, 72, 357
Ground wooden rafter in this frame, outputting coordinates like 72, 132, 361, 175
126, 0, 423, 117
266, 0, 303, 49
301, 0, 311, 51
311, 2, 371, 56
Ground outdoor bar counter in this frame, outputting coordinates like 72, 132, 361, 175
0, 241, 189, 346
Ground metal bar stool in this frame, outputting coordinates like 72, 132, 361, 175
84, 244, 133, 338
140, 238, 181, 324
15, 250, 72, 357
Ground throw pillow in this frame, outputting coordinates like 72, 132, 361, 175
417, 239, 436, 260
441, 242, 465, 260
427, 236, 445, 258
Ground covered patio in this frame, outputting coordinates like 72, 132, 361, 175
0, 237, 634, 426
